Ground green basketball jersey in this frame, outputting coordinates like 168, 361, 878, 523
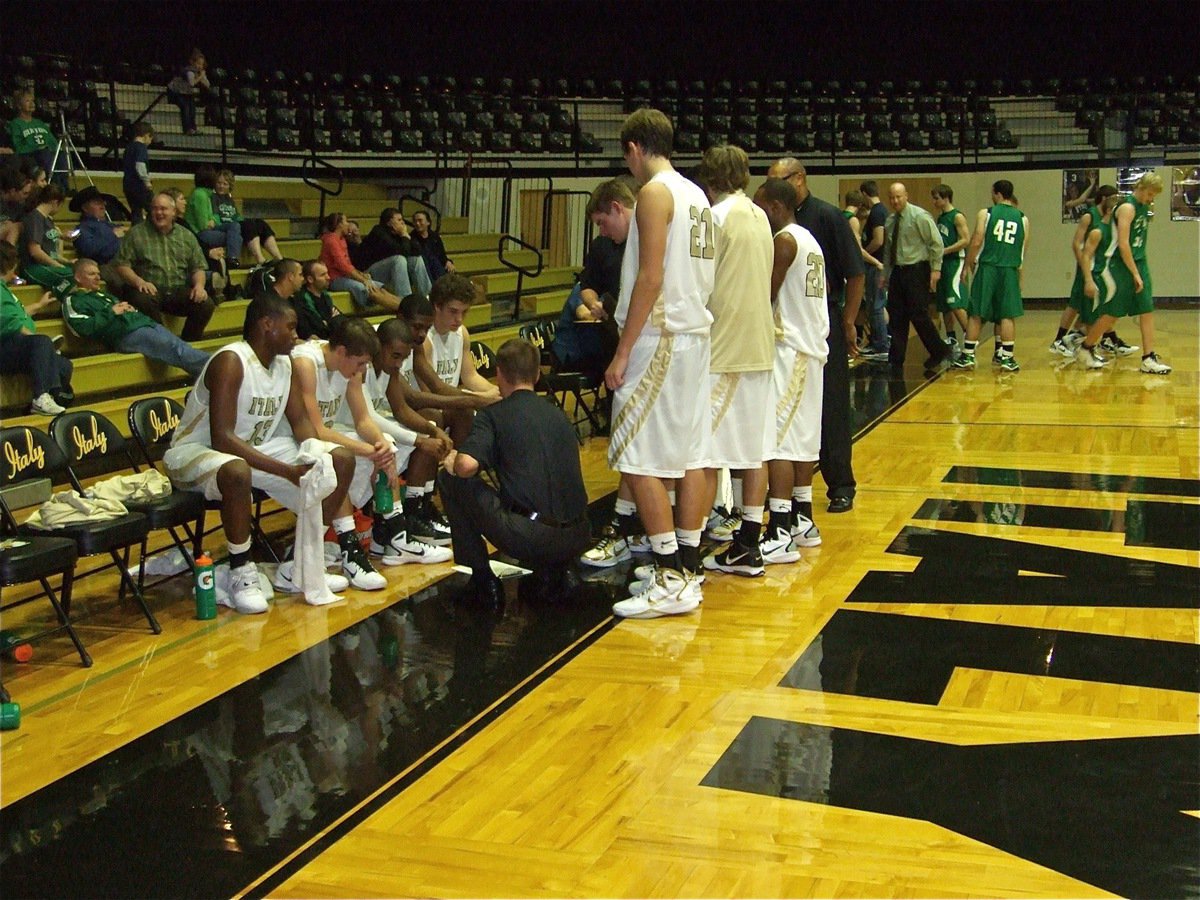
1092, 215, 1116, 277
937, 209, 964, 258
1128, 196, 1151, 262
978, 204, 1025, 268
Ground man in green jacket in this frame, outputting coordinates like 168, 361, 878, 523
60, 258, 210, 378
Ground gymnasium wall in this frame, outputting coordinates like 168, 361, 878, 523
546, 166, 1199, 301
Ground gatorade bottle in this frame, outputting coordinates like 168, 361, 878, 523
0, 702, 20, 731
0, 631, 33, 664
194, 553, 217, 620
374, 470, 394, 515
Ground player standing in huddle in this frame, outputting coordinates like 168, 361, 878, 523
753, 177, 829, 565
931, 185, 969, 354
606, 109, 715, 619
953, 180, 1028, 372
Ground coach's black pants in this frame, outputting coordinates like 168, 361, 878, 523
438, 471, 591, 576
887, 262, 947, 366
819, 297, 856, 503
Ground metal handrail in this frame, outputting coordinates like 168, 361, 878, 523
497, 234, 545, 322
301, 154, 344, 234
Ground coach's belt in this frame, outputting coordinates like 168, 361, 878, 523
507, 502, 586, 529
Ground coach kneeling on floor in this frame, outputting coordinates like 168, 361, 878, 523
439, 338, 591, 604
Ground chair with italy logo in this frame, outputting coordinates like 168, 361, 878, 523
127, 396, 279, 565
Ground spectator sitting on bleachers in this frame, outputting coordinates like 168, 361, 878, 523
19, 184, 72, 292
114, 191, 215, 340
6, 89, 56, 188
165, 186, 230, 297
0, 241, 73, 415
342, 216, 416, 301
0, 163, 33, 246
185, 165, 243, 267
122, 122, 155, 224
252, 257, 304, 304
166, 49, 211, 135
410, 210, 454, 281
214, 169, 283, 265
318, 212, 401, 312
352, 208, 433, 297
293, 259, 342, 340
59, 258, 210, 378
70, 186, 127, 279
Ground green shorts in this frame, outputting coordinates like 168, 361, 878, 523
1097, 258, 1153, 319
968, 264, 1023, 322
936, 261, 967, 312
22, 262, 73, 292
1068, 268, 1103, 325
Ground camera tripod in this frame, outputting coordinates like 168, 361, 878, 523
48, 106, 95, 191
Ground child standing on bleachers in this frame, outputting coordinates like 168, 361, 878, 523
122, 123, 155, 224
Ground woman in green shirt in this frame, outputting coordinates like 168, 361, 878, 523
184, 164, 243, 265
215, 169, 283, 265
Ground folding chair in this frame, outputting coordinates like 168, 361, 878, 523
0, 425, 157, 634
532, 321, 606, 444
51, 409, 206, 596
128, 397, 279, 564
1, 478, 90, 667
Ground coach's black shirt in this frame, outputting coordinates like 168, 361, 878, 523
578, 236, 624, 299
458, 389, 587, 523
794, 193, 866, 299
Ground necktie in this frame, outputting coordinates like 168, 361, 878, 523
889, 210, 901, 266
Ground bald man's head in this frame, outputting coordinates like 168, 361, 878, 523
768, 157, 808, 202
888, 182, 909, 213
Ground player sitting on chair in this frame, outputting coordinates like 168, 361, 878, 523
164, 294, 383, 614
290, 315, 453, 568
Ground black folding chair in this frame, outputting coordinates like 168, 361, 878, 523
0, 425, 157, 635
128, 397, 279, 564
51, 408, 207, 596
528, 321, 605, 443
1, 478, 90, 667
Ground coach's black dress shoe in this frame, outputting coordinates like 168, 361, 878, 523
827, 496, 854, 513
464, 572, 505, 610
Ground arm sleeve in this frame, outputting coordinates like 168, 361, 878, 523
185, 190, 213, 231
115, 228, 138, 268
0, 293, 33, 337
577, 238, 603, 293
921, 212, 945, 271
322, 234, 355, 279
456, 408, 497, 470
184, 230, 207, 273
62, 294, 108, 339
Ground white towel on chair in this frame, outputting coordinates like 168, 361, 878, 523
294, 439, 341, 606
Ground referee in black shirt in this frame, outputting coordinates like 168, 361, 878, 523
439, 339, 592, 603
768, 158, 865, 513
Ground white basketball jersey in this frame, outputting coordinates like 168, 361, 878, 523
616, 169, 714, 337
427, 325, 464, 387
359, 365, 392, 418
171, 341, 292, 449
291, 340, 348, 427
774, 223, 830, 361
399, 352, 419, 391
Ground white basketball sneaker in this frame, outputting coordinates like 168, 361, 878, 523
612, 568, 701, 619
225, 562, 269, 614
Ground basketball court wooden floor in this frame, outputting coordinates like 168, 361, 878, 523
2, 309, 1196, 899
